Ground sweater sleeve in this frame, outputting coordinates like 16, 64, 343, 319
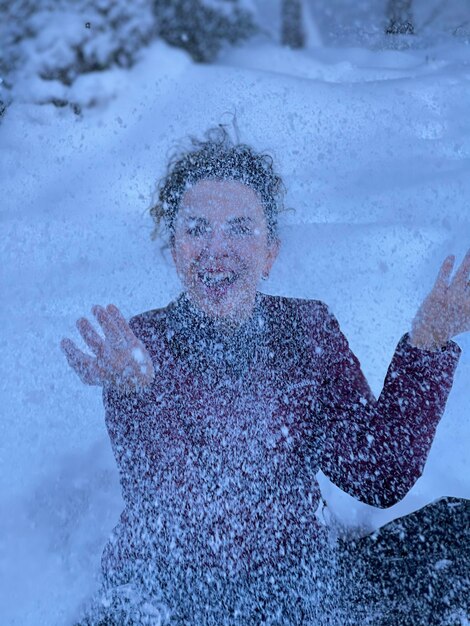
313, 305, 461, 508
101, 312, 160, 510
103, 383, 153, 508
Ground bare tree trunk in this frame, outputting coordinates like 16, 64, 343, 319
386, 0, 414, 34
281, 0, 305, 48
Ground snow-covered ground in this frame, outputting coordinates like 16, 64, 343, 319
1, 28, 469, 625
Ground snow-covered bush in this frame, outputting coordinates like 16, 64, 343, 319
153, 0, 259, 63
0, 0, 260, 118
0, 0, 156, 114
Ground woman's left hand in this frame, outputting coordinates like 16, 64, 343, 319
409, 249, 470, 350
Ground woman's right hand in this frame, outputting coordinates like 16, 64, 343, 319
60, 304, 155, 391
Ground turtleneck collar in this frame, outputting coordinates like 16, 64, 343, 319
165, 291, 268, 378
175, 291, 264, 330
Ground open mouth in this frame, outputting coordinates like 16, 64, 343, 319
199, 270, 239, 288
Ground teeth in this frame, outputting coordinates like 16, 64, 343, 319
200, 271, 237, 286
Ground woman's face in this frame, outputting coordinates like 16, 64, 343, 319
171, 179, 279, 322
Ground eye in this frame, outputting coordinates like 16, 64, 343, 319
228, 222, 252, 236
186, 221, 211, 236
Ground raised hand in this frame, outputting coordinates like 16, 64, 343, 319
61, 304, 155, 391
410, 249, 470, 350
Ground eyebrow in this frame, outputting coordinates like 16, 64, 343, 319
227, 216, 253, 224
186, 216, 209, 222
184, 216, 253, 223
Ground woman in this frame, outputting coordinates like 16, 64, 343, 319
62, 128, 469, 625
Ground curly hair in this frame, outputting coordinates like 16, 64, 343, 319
150, 126, 285, 246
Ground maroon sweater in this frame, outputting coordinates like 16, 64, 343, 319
101, 291, 461, 589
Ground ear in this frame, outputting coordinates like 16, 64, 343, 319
171, 242, 183, 283
264, 238, 280, 276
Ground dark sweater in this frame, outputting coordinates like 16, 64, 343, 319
100, 291, 461, 620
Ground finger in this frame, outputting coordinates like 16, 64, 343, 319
76, 317, 105, 356
106, 304, 135, 342
106, 305, 153, 375
60, 338, 102, 385
433, 255, 455, 290
92, 305, 124, 347
450, 248, 470, 289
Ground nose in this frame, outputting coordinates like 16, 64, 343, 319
205, 226, 230, 258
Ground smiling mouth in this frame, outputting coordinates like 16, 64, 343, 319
199, 270, 239, 288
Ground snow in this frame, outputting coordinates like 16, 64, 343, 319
1, 19, 469, 626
